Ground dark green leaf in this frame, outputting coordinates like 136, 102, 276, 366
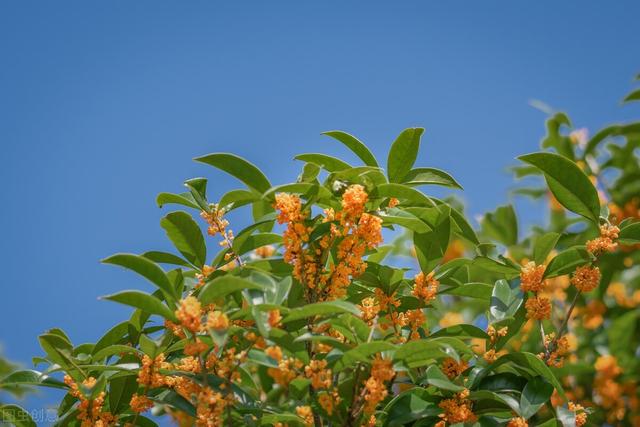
520, 376, 554, 420
102, 254, 177, 301
160, 211, 207, 268
101, 291, 176, 321
519, 152, 600, 223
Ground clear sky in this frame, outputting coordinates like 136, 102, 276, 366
1, 0, 639, 413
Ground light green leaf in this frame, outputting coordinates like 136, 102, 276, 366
283, 301, 360, 323
423, 365, 465, 391
156, 192, 199, 209
387, 127, 425, 183
619, 221, 640, 244
294, 153, 351, 172
414, 206, 451, 273
429, 324, 489, 340
544, 246, 594, 278
199, 276, 263, 304
322, 130, 378, 167
403, 167, 462, 189
334, 341, 396, 371
533, 232, 561, 265
440, 283, 493, 300
195, 153, 271, 193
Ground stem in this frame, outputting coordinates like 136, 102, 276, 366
558, 290, 581, 338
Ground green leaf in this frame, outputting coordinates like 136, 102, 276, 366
608, 310, 639, 357
109, 373, 138, 414
195, 153, 271, 193
160, 211, 207, 268
423, 365, 464, 391
519, 152, 600, 224
429, 324, 489, 340
372, 183, 434, 207
0, 404, 36, 427
481, 204, 518, 246
142, 251, 191, 267
414, 206, 451, 272
156, 192, 199, 209
92, 345, 141, 361
619, 221, 640, 244
520, 377, 554, 419
544, 246, 594, 278
403, 167, 462, 189
322, 130, 378, 167
219, 189, 259, 211
198, 276, 263, 304
383, 390, 440, 427
101, 291, 176, 321
394, 338, 459, 367
0, 370, 67, 390
387, 127, 425, 183
473, 257, 520, 276
283, 301, 360, 323
440, 283, 493, 300
261, 413, 305, 426
379, 208, 431, 233
487, 352, 565, 399
294, 153, 351, 172
92, 321, 129, 356
334, 341, 396, 371
533, 232, 561, 265
489, 279, 522, 322
262, 183, 333, 201
623, 88, 640, 103
102, 254, 177, 301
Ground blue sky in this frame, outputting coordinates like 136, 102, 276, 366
1, 0, 639, 413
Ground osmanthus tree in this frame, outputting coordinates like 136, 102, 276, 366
1, 81, 640, 427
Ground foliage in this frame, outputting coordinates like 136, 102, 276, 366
2, 79, 640, 427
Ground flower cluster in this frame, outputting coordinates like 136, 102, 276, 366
520, 261, 552, 320
436, 389, 476, 426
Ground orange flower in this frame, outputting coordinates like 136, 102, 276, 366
358, 296, 380, 325
568, 401, 588, 427
130, 393, 154, 413
268, 309, 282, 327
438, 389, 476, 424
176, 296, 202, 333
586, 224, 619, 254
206, 311, 229, 331
507, 417, 528, 427
412, 271, 439, 304
304, 359, 332, 390
341, 184, 368, 219
442, 357, 468, 379
525, 295, 551, 320
520, 261, 546, 293
571, 265, 601, 292
296, 405, 314, 427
